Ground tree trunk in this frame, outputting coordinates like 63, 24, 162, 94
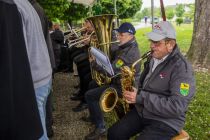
187, 0, 210, 70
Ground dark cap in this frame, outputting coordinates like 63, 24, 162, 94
116, 22, 136, 35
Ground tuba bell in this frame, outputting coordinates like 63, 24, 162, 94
99, 51, 152, 118
87, 14, 117, 86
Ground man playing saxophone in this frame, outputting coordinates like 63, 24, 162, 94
107, 21, 196, 140
84, 22, 141, 140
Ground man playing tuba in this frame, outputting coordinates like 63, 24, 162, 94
83, 22, 141, 140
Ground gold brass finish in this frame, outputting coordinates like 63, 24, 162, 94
99, 51, 152, 115
87, 14, 117, 86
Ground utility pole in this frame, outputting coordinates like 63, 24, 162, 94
151, 0, 154, 28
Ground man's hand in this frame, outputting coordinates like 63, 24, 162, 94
123, 87, 137, 104
89, 55, 95, 62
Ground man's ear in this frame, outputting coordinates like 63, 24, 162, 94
167, 40, 176, 52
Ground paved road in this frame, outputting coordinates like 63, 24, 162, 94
134, 22, 151, 30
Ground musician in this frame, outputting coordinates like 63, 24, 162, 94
84, 22, 141, 140
50, 22, 65, 72
107, 21, 196, 140
71, 22, 119, 112
70, 20, 94, 103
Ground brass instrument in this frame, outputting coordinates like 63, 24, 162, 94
99, 51, 152, 117
87, 14, 117, 86
68, 31, 94, 48
64, 27, 87, 39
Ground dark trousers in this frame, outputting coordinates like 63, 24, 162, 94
107, 108, 178, 140
45, 90, 53, 134
79, 73, 92, 103
85, 81, 120, 129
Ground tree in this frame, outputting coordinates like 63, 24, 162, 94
141, 8, 150, 18
187, 0, 210, 70
175, 4, 185, 17
154, 7, 161, 18
120, 0, 142, 18
134, 11, 143, 21
184, 4, 195, 21
37, 0, 70, 20
176, 17, 183, 26
166, 8, 174, 21
63, 3, 89, 24
92, 0, 142, 19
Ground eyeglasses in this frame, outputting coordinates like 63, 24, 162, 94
117, 33, 131, 37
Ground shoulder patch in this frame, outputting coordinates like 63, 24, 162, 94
180, 83, 190, 96
115, 59, 124, 68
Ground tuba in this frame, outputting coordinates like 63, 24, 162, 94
87, 14, 117, 86
99, 51, 152, 118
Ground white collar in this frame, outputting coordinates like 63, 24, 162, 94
152, 55, 169, 72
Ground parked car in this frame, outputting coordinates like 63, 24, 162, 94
149, 17, 160, 24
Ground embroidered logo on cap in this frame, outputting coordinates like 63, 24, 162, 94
128, 29, 133, 34
154, 24, 162, 31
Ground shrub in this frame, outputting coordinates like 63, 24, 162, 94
176, 17, 183, 26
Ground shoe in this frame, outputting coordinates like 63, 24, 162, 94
72, 103, 88, 112
85, 128, 106, 140
70, 95, 83, 101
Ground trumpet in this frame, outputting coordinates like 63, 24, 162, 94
68, 31, 95, 48
64, 27, 87, 39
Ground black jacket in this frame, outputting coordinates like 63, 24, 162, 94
92, 38, 141, 88
0, 1, 43, 139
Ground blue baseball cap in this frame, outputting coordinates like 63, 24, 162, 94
116, 22, 136, 35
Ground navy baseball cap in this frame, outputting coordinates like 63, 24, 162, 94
116, 22, 136, 35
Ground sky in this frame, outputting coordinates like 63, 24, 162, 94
141, 0, 195, 9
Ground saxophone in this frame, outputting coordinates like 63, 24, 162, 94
99, 51, 152, 118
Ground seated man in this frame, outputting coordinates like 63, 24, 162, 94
107, 21, 196, 140
84, 22, 141, 140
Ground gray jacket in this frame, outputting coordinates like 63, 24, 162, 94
14, 0, 52, 88
135, 45, 195, 132
29, 0, 56, 70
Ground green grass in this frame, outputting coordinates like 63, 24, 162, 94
105, 23, 210, 139
185, 72, 210, 140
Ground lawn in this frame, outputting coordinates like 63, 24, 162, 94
106, 23, 210, 140
135, 23, 210, 140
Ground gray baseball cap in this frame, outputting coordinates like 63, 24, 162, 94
147, 21, 176, 41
